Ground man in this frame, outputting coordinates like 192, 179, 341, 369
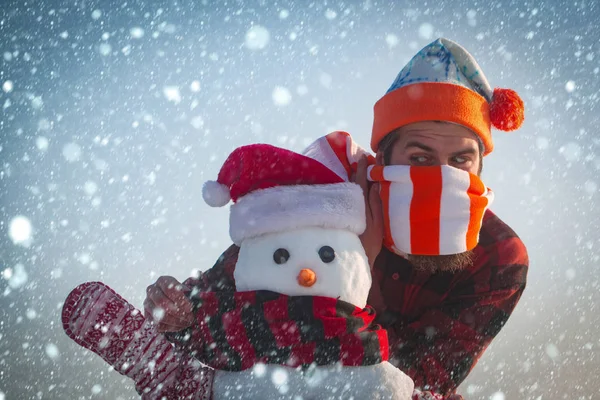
145, 38, 528, 398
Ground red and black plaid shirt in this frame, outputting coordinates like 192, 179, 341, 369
183, 209, 528, 397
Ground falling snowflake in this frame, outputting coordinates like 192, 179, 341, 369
386, 34, 399, 48
272, 86, 292, 106
565, 80, 576, 92
45, 344, 60, 360
163, 86, 182, 104
190, 80, 201, 92
9, 216, 33, 245
418, 23, 434, 40
98, 43, 112, 56
2, 80, 13, 93
130, 27, 145, 39
325, 9, 337, 20
62, 142, 82, 162
245, 25, 270, 50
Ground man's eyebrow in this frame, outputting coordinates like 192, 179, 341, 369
450, 148, 478, 157
404, 141, 434, 152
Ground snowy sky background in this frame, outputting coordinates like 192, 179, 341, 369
1, 0, 599, 399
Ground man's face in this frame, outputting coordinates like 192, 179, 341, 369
378, 121, 482, 176
376, 120, 482, 273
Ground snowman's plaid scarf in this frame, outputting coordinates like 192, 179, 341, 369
166, 290, 389, 371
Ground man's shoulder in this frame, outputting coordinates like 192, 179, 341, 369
474, 210, 529, 276
480, 209, 522, 245
446, 210, 529, 298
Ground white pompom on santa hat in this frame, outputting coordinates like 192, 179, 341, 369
202, 180, 232, 207
202, 144, 366, 245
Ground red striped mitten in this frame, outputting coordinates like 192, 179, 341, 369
61, 281, 213, 399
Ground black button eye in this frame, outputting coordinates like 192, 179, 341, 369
273, 248, 290, 264
318, 246, 335, 263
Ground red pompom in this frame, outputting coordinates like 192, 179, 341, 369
489, 88, 525, 131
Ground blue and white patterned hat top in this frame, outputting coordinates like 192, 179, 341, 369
387, 38, 493, 102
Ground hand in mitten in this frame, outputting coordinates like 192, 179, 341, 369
62, 281, 213, 399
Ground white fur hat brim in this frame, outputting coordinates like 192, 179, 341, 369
229, 183, 366, 245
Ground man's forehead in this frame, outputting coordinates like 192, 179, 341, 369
397, 128, 479, 147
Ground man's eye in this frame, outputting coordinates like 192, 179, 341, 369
410, 155, 430, 164
452, 156, 469, 164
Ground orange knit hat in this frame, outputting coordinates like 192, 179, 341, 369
371, 38, 524, 156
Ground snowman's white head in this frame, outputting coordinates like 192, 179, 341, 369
200, 143, 370, 306
234, 227, 372, 308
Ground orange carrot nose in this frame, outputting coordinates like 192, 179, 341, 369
297, 268, 317, 287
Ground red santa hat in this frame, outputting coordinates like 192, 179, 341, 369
202, 144, 366, 245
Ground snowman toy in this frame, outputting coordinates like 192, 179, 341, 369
60, 143, 414, 400
196, 144, 414, 399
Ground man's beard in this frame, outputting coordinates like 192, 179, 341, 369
407, 251, 474, 274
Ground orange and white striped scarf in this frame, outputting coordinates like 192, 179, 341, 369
302, 131, 494, 256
